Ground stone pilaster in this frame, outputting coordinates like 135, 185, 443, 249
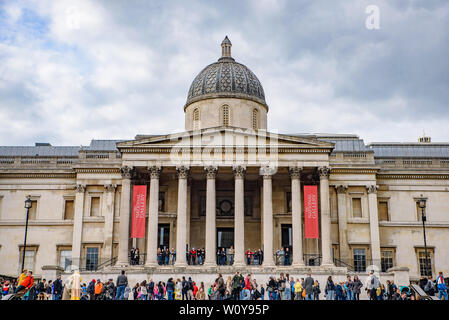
117, 166, 133, 266
289, 166, 305, 267
319, 166, 333, 266
175, 166, 189, 267
103, 184, 116, 261
146, 166, 161, 267
204, 166, 217, 266
367, 184, 381, 267
233, 165, 246, 267
335, 185, 349, 262
71, 184, 85, 268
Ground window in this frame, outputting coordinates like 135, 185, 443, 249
64, 200, 75, 220
28, 200, 38, 220
19, 247, 37, 273
352, 198, 362, 218
222, 105, 229, 126
286, 192, 292, 213
417, 248, 433, 277
378, 201, 389, 221
59, 250, 72, 271
252, 109, 259, 130
158, 191, 166, 212
193, 108, 200, 130
90, 197, 101, 217
85, 247, 99, 271
353, 248, 366, 272
381, 249, 394, 272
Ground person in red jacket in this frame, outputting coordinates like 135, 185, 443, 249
14, 271, 33, 293
245, 249, 253, 265
192, 281, 198, 298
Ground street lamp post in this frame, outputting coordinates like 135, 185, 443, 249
418, 195, 429, 276
21, 195, 32, 273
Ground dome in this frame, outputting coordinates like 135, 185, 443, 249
185, 36, 267, 110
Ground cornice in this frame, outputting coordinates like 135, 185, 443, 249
0, 172, 76, 179
74, 168, 121, 174
377, 173, 449, 180
330, 168, 379, 174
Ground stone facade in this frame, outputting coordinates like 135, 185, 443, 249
0, 38, 449, 285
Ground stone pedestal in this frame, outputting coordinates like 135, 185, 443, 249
41, 265, 65, 281
387, 266, 410, 287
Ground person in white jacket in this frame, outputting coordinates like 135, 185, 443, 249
364, 271, 380, 300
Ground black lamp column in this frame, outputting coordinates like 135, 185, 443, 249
418, 195, 429, 276
22, 195, 32, 273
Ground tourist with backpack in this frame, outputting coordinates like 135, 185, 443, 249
436, 272, 448, 300
365, 271, 380, 300
325, 276, 335, 300
424, 275, 436, 296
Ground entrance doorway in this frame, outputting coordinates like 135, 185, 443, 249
217, 228, 234, 265
157, 224, 170, 250
281, 224, 292, 251
217, 228, 234, 249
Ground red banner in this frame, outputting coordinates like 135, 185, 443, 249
304, 185, 319, 239
131, 185, 147, 238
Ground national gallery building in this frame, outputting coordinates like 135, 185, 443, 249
1, 37, 448, 284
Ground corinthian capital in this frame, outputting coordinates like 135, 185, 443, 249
148, 166, 162, 179
335, 185, 348, 194
233, 165, 246, 179
318, 166, 330, 179
288, 166, 303, 179
104, 184, 117, 192
260, 165, 276, 178
204, 166, 218, 179
366, 185, 378, 194
76, 184, 86, 193
176, 166, 190, 179
120, 166, 133, 179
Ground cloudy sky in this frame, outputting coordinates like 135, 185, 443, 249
0, 0, 448, 146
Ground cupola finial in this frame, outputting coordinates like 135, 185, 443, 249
221, 36, 232, 59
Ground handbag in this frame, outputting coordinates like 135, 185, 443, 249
302, 289, 306, 298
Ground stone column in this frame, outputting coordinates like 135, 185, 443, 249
145, 166, 161, 267
319, 166, 333, 266
261, 166, 275, 267
233, 165, 246, 267
367, 185, 381, 268
336, 185, 349, 262
117, 166, 133, 266
103, 184, 116, 261
289, 167, 305, 267
175, 166, 189, 267
72, 184, 85, 268
204, 166, 217, 266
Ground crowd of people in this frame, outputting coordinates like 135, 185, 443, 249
3, 268, 448, 301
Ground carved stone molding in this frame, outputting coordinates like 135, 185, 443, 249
75, 184, 86, 193
148, 166, 162, 179
366, 185, 378, 194
288, 166, 303, 179
318, 166, 330, 179
120, 166, 133, 179
176, 166, 190, 179
233, 165, 246, 179
104, 184, 117, 192
204, 166, 218, 179
335, 185, 348, 194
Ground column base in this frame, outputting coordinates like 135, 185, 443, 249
233, 262, 246, 268
291, 262, 305, 268
144, 262, 159, 268
115, 261, 129, 268
203, 262, 217, 268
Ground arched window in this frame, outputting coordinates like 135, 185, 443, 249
252, 108, 259, 130
222, 105, 230, 126
193, 108, 200, 130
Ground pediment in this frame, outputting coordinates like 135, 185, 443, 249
117, 127, 334, 153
